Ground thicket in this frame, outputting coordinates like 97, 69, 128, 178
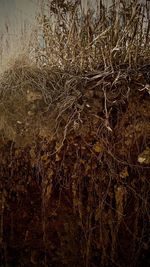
0, 1, 150, 266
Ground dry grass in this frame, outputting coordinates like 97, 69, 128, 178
31, 0, 150, 72
0, 1, 150, 267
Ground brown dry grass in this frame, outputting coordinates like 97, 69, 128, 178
0, 1, 150, 267
32, 0, 150, 72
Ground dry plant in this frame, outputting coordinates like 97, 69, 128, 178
31, 0, 150, 72
0, 1, 150, 267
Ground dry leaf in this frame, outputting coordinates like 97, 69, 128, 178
119, 167, 129, 178
93, 142, 103, 153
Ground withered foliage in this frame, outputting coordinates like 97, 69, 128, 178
0, 0, 150, 267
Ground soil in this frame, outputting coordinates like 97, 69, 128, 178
0, 76, 150, 267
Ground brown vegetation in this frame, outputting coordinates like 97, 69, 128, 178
0, 1, 150, 266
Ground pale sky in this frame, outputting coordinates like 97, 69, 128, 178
0, 0, 109, 31
0, 0, 38, 67
0, 0, 37, 33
